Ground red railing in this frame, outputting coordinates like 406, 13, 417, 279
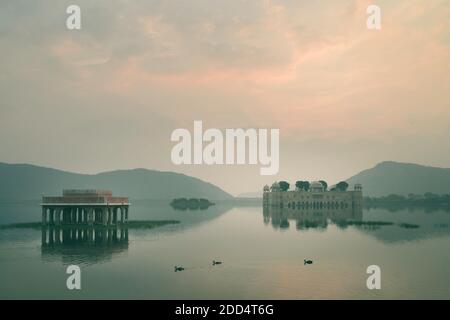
42, 196, 129, 204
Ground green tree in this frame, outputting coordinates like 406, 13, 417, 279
295, 181, 311, 191
336, 181, 349, 191
424, 192, 438, 199
279, 181, 290, 192
319, 180, 328, 191
303, 181, 310, 191
386, 194, 406, 201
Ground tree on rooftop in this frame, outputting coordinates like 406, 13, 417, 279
279, 181, 290, 192
336, 181, 349, 191
295, 181, 310, 191
319, 180, 328, 191
303, 181, 310, 191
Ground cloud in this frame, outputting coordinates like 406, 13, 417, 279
0, 0, 449, 194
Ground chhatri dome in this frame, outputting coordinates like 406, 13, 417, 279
310, 181, 324, 193
271, 182, 280, 191
263, 185, 270, 192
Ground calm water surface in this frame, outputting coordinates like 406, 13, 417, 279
0, 201, 449, 299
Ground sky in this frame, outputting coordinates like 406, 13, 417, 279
0, 0, 449, 196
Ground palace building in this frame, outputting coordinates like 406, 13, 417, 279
263, 181, 362, 213
41, 189, 130, 226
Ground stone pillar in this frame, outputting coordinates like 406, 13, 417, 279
102, 207, 108, 226
88, 208, 94, 225
42, 207, 47, 225
55, 208, 61, 225
120, 207, 124, 224
125, 207, 129, 223
108, 208, 112, 225
49, 208, 54, 225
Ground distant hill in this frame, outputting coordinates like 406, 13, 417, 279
0, 163, 233, 201
346, 161, 450, 197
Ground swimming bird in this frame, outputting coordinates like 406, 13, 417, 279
304, 259, 313, 265
174, 266, 185, 272
212, 260, 223, 266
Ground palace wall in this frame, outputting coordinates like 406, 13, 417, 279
263, 189, 363, 213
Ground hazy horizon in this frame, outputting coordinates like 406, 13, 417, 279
1, 0, 449, 195
2, 159, 374, 196
0, 160, 450, 197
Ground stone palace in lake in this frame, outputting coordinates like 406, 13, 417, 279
263, 181, 362, 212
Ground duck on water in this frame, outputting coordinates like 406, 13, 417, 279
174, 266, 185, 272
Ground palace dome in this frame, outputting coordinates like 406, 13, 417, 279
271, 182, 280, 191
310, 181, 324, 192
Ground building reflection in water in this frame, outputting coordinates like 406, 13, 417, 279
41, 226, 128, 265
263, 205, 363, 231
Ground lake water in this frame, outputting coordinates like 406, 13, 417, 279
0, 200, 449, 299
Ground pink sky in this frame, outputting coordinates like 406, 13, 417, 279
1, 0, 449, 195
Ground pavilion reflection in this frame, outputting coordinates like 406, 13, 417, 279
263, 205, 363, 231
41, 225, 128, 265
